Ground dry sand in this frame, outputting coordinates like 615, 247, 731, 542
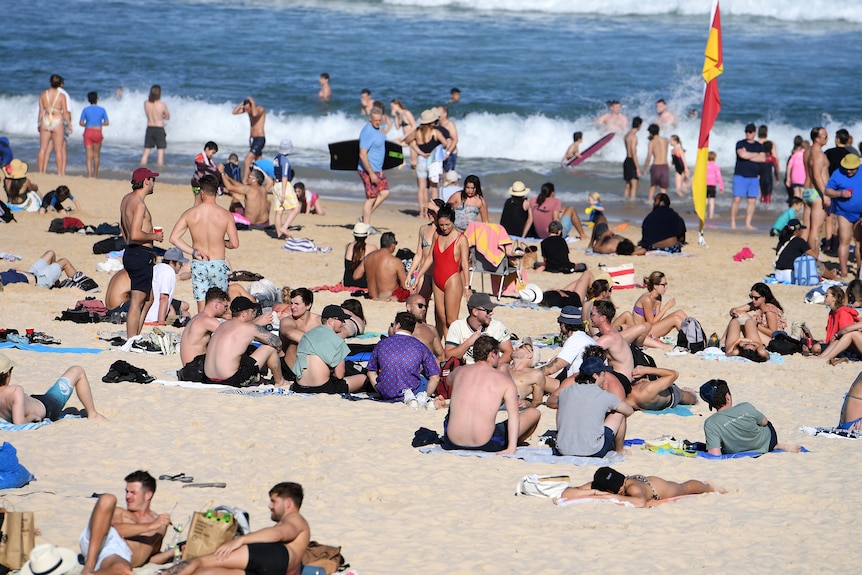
1, 173, 860, 574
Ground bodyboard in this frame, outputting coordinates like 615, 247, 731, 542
566, 133, 615, 167
329, 140, 404, 171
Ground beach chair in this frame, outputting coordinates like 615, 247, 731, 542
465, 221, 522, 299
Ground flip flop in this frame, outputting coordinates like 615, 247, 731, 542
159, 473, 194, 483
183, 482, 227, 489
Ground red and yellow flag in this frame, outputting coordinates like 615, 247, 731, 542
692, 0, 723, 232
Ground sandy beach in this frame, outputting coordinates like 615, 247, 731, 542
1, 172, 860, 574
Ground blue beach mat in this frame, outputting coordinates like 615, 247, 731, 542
642, 405, 694, 417
0, 341, 103, 354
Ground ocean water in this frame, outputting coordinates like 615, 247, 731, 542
1, 0, 860, 218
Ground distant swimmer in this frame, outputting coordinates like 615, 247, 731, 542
360, 88, 374, 116
595, 100, 628, 133
562, 132, 583, 165
318, 72, 331, 102
449, 87, 461, 104
139, 85, 170, 166
232, 96, 266, 180
655, 99, 676, 128
623, 117, 642, 199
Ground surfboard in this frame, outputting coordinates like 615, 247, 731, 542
328, 140, 405, 171
565, 133, 616, 168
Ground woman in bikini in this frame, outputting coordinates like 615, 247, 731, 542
627, 271, 687, 347
838, 372, 862, 431
406, 109, 450, 220
408, 199, 445, 301
389, 98, 416, 144
343, 222, 377, 289
37, 74, 71, 175
670, 135, 690, 196
723, 282, 787, 346
413, 205, 469, 338
447, 174, 488, 232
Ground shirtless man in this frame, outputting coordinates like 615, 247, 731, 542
626, 365, 697, 412
139, 85, 170, 166
359, 89, 374, 116
623, 117, 642, 199
0, 355, 106, 424
221, 168, 270, 227
105, 270, 131, 312
838, 371, 862, 431
80, 471, 173, 575
804, 126, 830, 258
232, 97, 266, 180
177, 287, 228, 382
562, 131, 583, 165
502, 340, 545, 408
157, 482, 309, 575
204, 297, 286, 387
318, 73, 331, 102
401, 294, 444, 360
591, 300, 634, 381
643, 123, 669, 202
355, 232, 408, 301
120, 168, 161, 339
278, 288, 322, 377
169, 174, 239, 312
442, 335, 541, 454
595, 100, 628, 133
588, 219, 646, 256
655, 99, 676, 128
438, 105, 459, 172
558, 466, 723, 508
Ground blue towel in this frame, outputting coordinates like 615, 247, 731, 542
418, 445, 624, 466
642, 405, 694, 417
0, 341, 103, 354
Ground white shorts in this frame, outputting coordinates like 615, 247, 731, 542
775, 269, 792, 283
28, 259, 62, 288
80, 525, 133, 569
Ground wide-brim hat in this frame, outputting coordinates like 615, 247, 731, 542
20, 544, 78, 575
508, 181, 530, 197
419, 108, 440, 125
841, 154, 861, 170
0, 353, 15, 374
7, 159, 28, 179
353, 222, 370, 237
279, 139, 294, 155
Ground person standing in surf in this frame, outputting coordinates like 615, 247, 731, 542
232, 96, 266, 181
358, 106, 390, 233
623, 117, 642, 200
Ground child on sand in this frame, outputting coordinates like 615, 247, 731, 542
706, 150, 724, 220
536, 220, 577, 273
770, 197, 803, 236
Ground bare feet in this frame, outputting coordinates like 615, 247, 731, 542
705, 481, 728, 494
776, 443, 802, 453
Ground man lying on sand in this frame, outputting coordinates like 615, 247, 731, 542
0, 250, 98, 291
158, 482, 309, 575
0, 354, 106, 423
556, 466, 725, 508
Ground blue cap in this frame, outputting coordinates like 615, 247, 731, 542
580, 356, 612, 376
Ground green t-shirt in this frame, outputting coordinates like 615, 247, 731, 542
704, 402, 771, 454
293, 325, 349, 379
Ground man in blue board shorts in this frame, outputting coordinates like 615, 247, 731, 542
730, 123, 766, 230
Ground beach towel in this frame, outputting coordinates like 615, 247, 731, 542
695, 346, 784, 364
642, 405, 694, 416
417, 445, 625, 466
0, 253, 22, 262
599, 263, 635, 289
152, 379, 231, 389
219, 387, 300, 397
800, 426, 862, 439
283, 238, 331, 253
464, 221, 513, 267
0, 341, 102, 354
310, 283, 367, 294
0, 414, 82, 431
640, 439, 808, 459
555, 497, 636, 508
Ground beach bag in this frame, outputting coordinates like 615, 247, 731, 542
676, 317, 706, 353
515, 474, 571, 499
600, 263, 635, 289
0, 443, 34, 490
93, 236, 126, 254
47, 217, 84, 233
792, 255, 819, 286
76, 298, 108, 319
302, 542, 347, 575
435, 356, 464, 399
182, 510, 238, 560
630, 344, 656, 369
0, 509, 35, 570
767, 332, 802, 355
522, 245, 538, 269
0, 200, 14, 223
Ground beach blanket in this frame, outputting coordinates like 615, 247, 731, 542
220, 387, 305, 397
642, 405, 694, 416
555, 497, 635, 508
152, 379, 231, 389
417, 445, 625, 466
640, 440, 808, 459
310, 283, 368, 295
0, 341, 102, 354
0, 252, 22, 262
465, 221, 513, 267
695, 346, 784, 364
800, 426, 862, 439
0, 414, 82, 431
282, 238, 332, 253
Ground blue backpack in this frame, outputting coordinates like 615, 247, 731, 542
792, 255, 819, 286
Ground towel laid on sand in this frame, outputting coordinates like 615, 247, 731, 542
800, 426, 862, 439
695, 346, 785, 364
0, 341, 102, 354
642, 405, 694, 416
418, 445, 625, 466
0, 414, 82, 431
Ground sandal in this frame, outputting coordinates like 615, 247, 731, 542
159, 473, 194, 483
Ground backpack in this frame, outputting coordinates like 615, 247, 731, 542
76, 297, 108, 318
792, 255, 819, 286
93, 236, 127, 254
767, 332, 802, 355
0, 199, 14, 223
56, 298, 108, 323
434, 356, 464, 399
630, 344, 656, 369
48, 217, 84, 233
676, 316, 706, 352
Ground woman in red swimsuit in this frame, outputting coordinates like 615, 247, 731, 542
413, 205, 470, 338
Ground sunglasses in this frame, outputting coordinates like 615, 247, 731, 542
416, 303, 427, 309
749, 294, 763, 300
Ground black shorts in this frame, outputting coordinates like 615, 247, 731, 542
249, 137, 266, 157
205, 354, 259, 387
178, 354, 205, 383
245, 543, 289, 575
706, 185, 717, 198
29, 393, 63, 421
291, 375, 349, 394
766, 421, 779, 452
123, 244, 155, 294
541, 290, 582, 308
623, 157, 638, 181
144, 126, 167, 149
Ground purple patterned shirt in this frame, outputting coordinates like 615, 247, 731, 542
368, 333, 440, 400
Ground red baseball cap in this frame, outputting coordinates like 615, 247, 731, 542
132, 167, 159, 182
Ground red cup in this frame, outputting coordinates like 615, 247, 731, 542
26, 328, 34, 337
